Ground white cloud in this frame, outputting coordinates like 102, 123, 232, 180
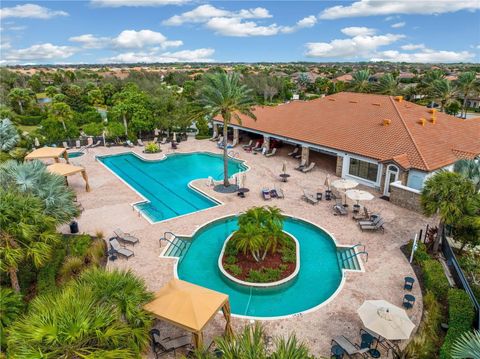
282, 15, 318, 34
384, 15, 400, 21
91, 0, 190, 7
372, 48, 475, 63
162, 5, 271, 26
206, 17, 280, 37
319, 0, 480, 19
391, 22, 406, 28
3, 43, 77, 63
401, 43, 425, 50
103, 48, 215, 63
69, 29, 182, 49
0, 4, 68, 19
341, 26, 376, 36
305, 33, 404, 58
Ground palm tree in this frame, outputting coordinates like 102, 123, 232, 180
195, 73, 256, 187
421, 171, 478, 253
376, 73, 399, 95
8, 88, 32, 114
451, 330, 480, 359
456, 72, 479, 118
0, 160, 79, 224
0, 189, 59, 292
454, 159, 480, 191
233, 222, 265, 262
0, 119, 20, 152
430, 78, 457, 112
350, 70, 371, 93
270, 335, 313, 359
49, 101, 73, 131
0, 287, 23, 348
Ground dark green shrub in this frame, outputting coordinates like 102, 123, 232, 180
225, 240, 238, 256
422, 259, 450, 301
15, 115, 44, 126
0, 152, 11, 163
74, 109, 102, 125
195, 118, 209, 136
225, 255, 237, 265
406, 240, 430, 264
247, 267, 282, 283
82, 122, 104, 136
195, 135, 211, 140
440, 289, 475, 358
36, 245, 66, 295
68, 234, 92, 257
224, 264, 242, 276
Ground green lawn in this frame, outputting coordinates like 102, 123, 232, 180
18, 125, 39, 133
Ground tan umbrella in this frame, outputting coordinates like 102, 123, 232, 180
34, 137, 40, 147
324, 174, 331, 191
173, 132, 177, 142
346, 189, 374, 206
154, 128, 159, 136
282, 161, 287, 175
241, 173, 247, 188
358, 300, 415, 340
332, 178, 358, 191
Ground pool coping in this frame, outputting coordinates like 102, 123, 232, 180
161, 212, 364, 321
95, 150, 250, 225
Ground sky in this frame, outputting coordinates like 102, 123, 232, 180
0, 0, 479, 65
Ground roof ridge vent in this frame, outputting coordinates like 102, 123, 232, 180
383, 119, 391, 126
372, 103, 381, 106
419, 118, 427, 126
349, 100, 358, 103
394, 96, 403, 102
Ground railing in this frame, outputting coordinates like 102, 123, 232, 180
342, 251, 368, 265
441, 233, 480, 330
349, 243, 366, 253
159, 231, 187, 256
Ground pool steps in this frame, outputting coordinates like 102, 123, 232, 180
336, 246, 363, 271
163, 236, 191, 258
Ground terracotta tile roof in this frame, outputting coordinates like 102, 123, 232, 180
216, 92, 480, 172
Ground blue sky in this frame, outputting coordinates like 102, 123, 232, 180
1, 0, 479, 64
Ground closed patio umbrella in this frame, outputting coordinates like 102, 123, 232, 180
154, 128, 159, 136
324, 174, 331, 191
282, 161, 287, 175
357, 300, 415, 340
34, 137, 40, 147
241, 173, 247, 188
346, 189, 374, 206
173, 132, 177, 142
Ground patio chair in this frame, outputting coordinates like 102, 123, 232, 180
333, 204, 348, 216
253, 143, 263, 152
262, 188, 271, 200
160, 137, 168, 144
75, 140, 81, 148
302, 162, 316, 173
353, 207, 371, 221
331, 344, 346, 359
109, 238, 134, 259
331, 336, 369, 358
125, 140, 135, 148
150, 329, 191, 358
137, 139, 145, 146
91, 140, 101, 148
114, 228, 139, 246
288, 147, 299, 156
403, 294, 416, 309
404, 276, 415, 291
265, 148, 277, 157
274, 186, 285, 199
242, 139, 253, 149
359, 218, 385, 233
294, 159, 306, 171
245, 141, 259, 152
358, 215, 382, 226
303, 189, 318, 205
360, 328, 400, 358
62, 141, 70, 149
152, 137, 158, 143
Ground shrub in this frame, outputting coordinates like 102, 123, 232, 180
8, 147, 27, 161
280, 246, 296, 263
82, 122, 104, 136
225, 255, 237, 265
224, 240, 238, 256
68, 234, 92, 257
423, 259, 450, 301
440, 289, 475, 358
195, 117, 209, 136
58, 256, 85, 283
144, 142, 160, 153
15, 115, 43, 126
0, 152, 11, 163
224, 264, 242, 276
36, 245, 67, 295
85, 239, 106, 267
195, 134, 211, 140
247, 267, 282, 283
406, 240, 430, 264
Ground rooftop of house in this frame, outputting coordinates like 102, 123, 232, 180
216, 92, 480, 172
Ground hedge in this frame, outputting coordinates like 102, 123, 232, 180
15, 115, 44, 126
36, 244, 66, 295
440, 289, 475, 358
422, 259, 450, 302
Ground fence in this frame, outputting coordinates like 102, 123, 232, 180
441, 232, 480, 330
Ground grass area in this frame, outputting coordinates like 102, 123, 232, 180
35, 92, 47, 99
17, 124, 39, 133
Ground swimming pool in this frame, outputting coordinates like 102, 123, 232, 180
176, 215, 345, 319
68, 151, 85, 158
98, 152, 247, 222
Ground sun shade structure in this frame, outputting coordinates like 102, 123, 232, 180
47, 163, 90, 192
357, 300, 415, 340
25, 147, 69, 163
332, 179, 358, 191
346, 189, 374, 205
143, 279, 233, 348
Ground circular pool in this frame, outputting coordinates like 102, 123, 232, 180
176, 215, 344, 319
68, 151, 85, 158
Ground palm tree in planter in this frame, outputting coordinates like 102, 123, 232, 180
194, 72, 256, 188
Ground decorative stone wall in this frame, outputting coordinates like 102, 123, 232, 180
336, 156, 343, 177
389, 181, 423, 213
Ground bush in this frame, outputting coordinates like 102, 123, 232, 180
36, 244, 66, 295
406, 240, 430, 264
58, 256, 85, 283
82, 122, 104, 136
144, 142, 160, 153
440, 289, 475, 358
247, 267, 282, 283
195, 117, 209, 136
423, 259, 450, 302
224, 264, 242, 276
225, 255, 237, 265
224, 240, 238, 256
15, 115, 44, 126
85, 239, 106, 267
74, 109, 102, 125
68, 234, 92, 257
8, 147, 27, 161
195, 134, 211, 140
0, 152, 11, 163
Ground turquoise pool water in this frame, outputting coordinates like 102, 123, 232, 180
68, 151, 84, 158
98, 152, 247, 222
177, 216, 343, 318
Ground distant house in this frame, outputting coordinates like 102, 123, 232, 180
333, 74, 353, 82
214, 92, 480, 211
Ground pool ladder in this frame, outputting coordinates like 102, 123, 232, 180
339, 243, 368, 271
160, 232, 189, 257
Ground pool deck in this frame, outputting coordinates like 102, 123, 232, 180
61, 139, 431, 358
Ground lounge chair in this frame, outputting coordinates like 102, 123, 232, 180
109, 238, 134, 259
253, 143, 264, 152
404, 276, 415, 291
288, 147, 299, 156
302, 162, 316, 173
294, 159, 306, 171
242, 139, 253, 149
160, 137, 168, 145
358, 215, 382, 226
62, 141, 70, 149
331, 336, 369, 358
137, 139, 145, 146
152, 137, 158, 144
262, 188, 271, 200
353, 207, 371, 221
150, 329, 191, 358
333, 204, 348, 215
359, 218, 385, 233
244, 141, 259, 152
209, 134, 220, 142
91, 140, 101, 148
126, 140, 135, 148
75, 140, 81, 148
303, 190, 318, 205
265, 148, 277, 157
274, 186, 284, 199
114, 228, 140, 246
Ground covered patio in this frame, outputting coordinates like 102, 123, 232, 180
25, 147, 70, 163
47, 162, 91, 192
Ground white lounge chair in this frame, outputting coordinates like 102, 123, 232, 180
242, 139, 253, 149
288, 147, 299, 156
302, 162, 316, 173
126, 140, 135, 148
137, 139, 145, 146
265, 148, 277, 157
62, 141, 70, 149
75, 140, 81, 148
303, 190, 318, 205
91, 140, 101, 148
160, 137, 167, 145
114, 228, 140, 246
109, 238, 134, 259
152, 137, 158, 144
294, 159, 306, 171
274, 186, 285, 199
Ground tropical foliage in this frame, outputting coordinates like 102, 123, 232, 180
454, 159, 480, 192
0, 287, 23, 347
0, 118, 19, 152
451, 330, 480, 359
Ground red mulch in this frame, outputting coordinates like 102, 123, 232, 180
222, 245, 296, 282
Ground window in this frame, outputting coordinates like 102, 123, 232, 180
348, 158, 379, 182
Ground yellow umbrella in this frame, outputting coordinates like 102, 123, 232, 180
358, 300, 415, 340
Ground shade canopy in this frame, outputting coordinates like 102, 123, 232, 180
357, 300, 415, 340
144, 279, 232, 348
332, 178, 358, 191
25, 147, 69, 163
47, 163, 90, 192
346, 189, 374, 204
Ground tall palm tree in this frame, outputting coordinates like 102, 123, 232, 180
0, 160, 79, 224
195, 72, 256, 187
456, 72, 479, 118
350, 70, 371, 93
421, 171, 477, 253
451, 330, 480, 359
49, 101, 74, 131
430, 78, 457, 112
0, 189, 59, 292
8, 88, 32, 114
454, 159, 480, 191
376, 73, 399, 95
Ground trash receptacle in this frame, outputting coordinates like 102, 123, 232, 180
69, 221, 79, 234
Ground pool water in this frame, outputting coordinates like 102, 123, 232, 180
68, 151, 85, 158
177, 216, 343, 318
98, 152, 247, 222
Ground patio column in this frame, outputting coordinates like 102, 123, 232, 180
81, 170, 91, 192
212, 123, 218, 137
263, 136, 270, 150
301, 146, 310, 165
63, 151, 70, 164
222, 301, 234, 338
233, 128, 239, 144
193, 331, 204, 348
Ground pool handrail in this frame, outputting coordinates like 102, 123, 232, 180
342, 250, 368, 265
160, 232, 187, 255
349, 243, 366, 253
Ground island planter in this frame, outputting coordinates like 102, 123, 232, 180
218, 230, 300, 288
